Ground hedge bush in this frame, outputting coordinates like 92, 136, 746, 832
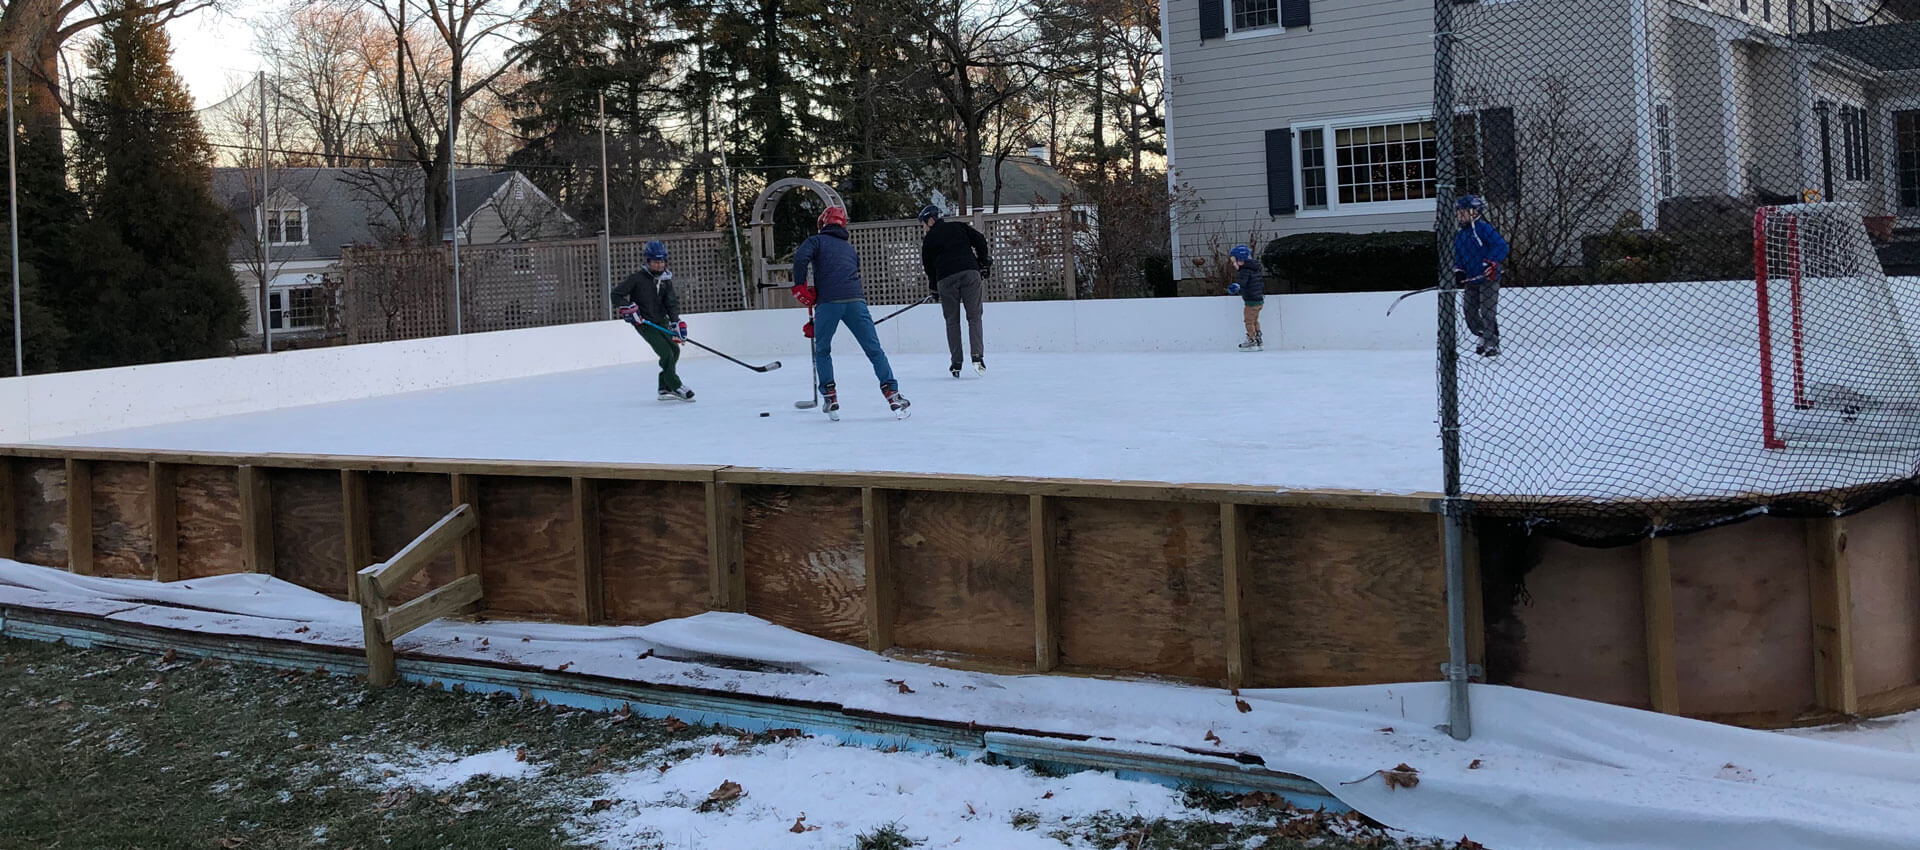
1260, 231, 1437, 294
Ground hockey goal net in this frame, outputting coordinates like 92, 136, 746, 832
1756, 202, 1920, 450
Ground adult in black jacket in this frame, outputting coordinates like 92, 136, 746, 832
918, 206, 992, 377
611, 241, 692, 401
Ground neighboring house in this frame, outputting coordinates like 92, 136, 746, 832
211, 167, 576, 342
975, 148, 1091, 217
1163, 0, 1918, 276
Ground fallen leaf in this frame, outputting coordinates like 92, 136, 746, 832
696, 780, 745, 812
217, 837, 247, 849
589, 799, 615, 813
480, 638, 489, 647
664, 717, 688, 733
293, 626, 310, 634
763, 728, 805, 741
373, 788, 412, 811
1204, 729, 1222, 745
1041, 791, 1053, 799
1237, 791, 1287, 809
1376, 726, 1395, 733
515, 748, 529, 762
1384, 763, 1420, 790
1455, 838, 1487, 850
886, 678, 915, 694
967, 803, 976, 816
556, 662, 572, 672
161, 649, 178, 663
521, 637, 530, 643
1468, 759, 1483, 770
637, 648, 653, 659
1235, 698, 1252, 713
789, 813, 819, 833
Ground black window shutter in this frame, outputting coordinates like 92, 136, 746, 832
1200, 0, 1225, 40
1266, 128, 1297, 215
1479, 107, 1519, 205
1281, 0, 1311, 27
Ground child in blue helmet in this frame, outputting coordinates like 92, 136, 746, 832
612, 240, 693, 400
1453, 195, 1509, 357
1226, 244, 1266, 351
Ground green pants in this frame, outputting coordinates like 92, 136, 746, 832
636, 324, 683, 392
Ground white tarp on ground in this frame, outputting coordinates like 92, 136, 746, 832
4, 560, 1918, 850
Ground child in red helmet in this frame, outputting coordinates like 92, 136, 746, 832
791, 206, 910, 419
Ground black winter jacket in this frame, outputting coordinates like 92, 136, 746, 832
920, 220, 991, 287
1233, 258, 1266, 302
612, 267, 679, 327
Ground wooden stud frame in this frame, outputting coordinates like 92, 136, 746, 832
1221, 503, 1252, 690
342, 470, 373, 600
573, 477, 604, 624
0, 456, 15, 560
706, 481, 745, 610
1031, 494, 1059, 672
1808, 517, 1858, 715
862, 487, 894, 653
1641, 524, 1680, 715
150, 462, 179, 582
237, 465, 273, 574
65, 458, 92, 575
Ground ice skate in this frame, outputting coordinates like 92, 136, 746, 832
950, 362, 963, 379
660, 386, 695, 402
973, 357, 986, 376
823, 382, 840, 421
883, 383, 911, 419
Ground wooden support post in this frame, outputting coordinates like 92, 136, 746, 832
1809, 517, 1858, 715
357, 571, 395, 686
237, 465, 273, 574
342, 470, 372, 601
149, 462, 178, 582
65, 458, 92, 576
862, 487, 894, 653
573, 477, 604, 624
706, 481, 745, 610
0, 456, 16, 561
1221, 503, 1252, 691
1031, 494, 1059, 672
1641, 524, 1680, 715
450, 474, 481, 581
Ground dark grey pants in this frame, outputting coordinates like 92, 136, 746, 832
1464, 281, 1499, 348
936, 270, 986, 363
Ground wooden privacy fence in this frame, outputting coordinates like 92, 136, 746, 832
356, 504, 484, 686
340, 208, 1076, 344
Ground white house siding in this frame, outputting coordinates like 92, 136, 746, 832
1165, 0, 1435, 274
1807, 60, 1880, 209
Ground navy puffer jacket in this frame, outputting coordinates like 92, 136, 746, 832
793, 225, 865, 302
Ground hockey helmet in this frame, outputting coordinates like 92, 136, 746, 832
1229, 245, 1254, 263
917, 205, 943, 224
643, 240, 669, 262
1454, 195, 1487, 212
818, 206, 850, 229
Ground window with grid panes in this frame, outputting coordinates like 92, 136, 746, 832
1333, 121, 1436, 205
1298, 128, 1328, 209
1231, 0, 1278, 32
1899, 110, 1920, 209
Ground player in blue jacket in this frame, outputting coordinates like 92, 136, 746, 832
1226, 244, 1265, 351
1453, 195, 1510, 357
791, 206, 910, 419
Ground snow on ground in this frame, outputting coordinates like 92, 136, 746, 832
6, 561, 1920, 850
359, 747, 542, 791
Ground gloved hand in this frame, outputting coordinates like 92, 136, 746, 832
1453, 269, 1468, 286
676, 321, 688, 338
617, 304, 640, 323
979, 263, 992, 280
791, 283, 817, 307
1228, 282, 1242, 296
802, 320, 815, 339
1482, 260, 1501, 283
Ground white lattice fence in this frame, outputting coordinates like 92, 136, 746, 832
342, 246, 452, 344
610, 232, 744, 316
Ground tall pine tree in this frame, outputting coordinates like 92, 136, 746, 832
67, 0, 245, 368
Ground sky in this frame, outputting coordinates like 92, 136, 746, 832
166, 4, 269, 108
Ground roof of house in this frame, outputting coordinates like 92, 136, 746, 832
210, 166, 520, 261
1797, 20, 1920, 71
977, 155, 1085, 209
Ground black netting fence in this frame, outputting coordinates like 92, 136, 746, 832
1436, 0, 1920, 545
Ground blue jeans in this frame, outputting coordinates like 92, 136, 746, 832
813, 300, 897, 391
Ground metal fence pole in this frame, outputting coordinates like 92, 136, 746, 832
259, 71, 273, 354
7, 52, 20, 376
1433, 0, 1473, 742
599, 92, 613, 318
447, 82, 462, 335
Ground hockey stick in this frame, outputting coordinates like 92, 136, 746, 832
874, 295, 935, 325
1385, 275, 1487, 317
641, 321, 783, 373
796, 305, 820, 409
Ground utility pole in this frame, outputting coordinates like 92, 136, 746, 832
599, 92, 613, 318
447, 82, 462, 334
7, 52, 21, 376
260, 71, 273, 354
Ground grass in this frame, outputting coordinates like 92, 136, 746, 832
0, 636, 1472, 850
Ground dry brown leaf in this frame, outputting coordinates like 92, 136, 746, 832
1041, 791, 1054, 799
1455, 838, 1487, 850
696, 780, 745, 812
1468, 759, 1483, 769
764, 728, 805, 741
1204, 729, 1222, 745
217, 837, 248, 849
1384, 763, 1420, 790
556, 662, 572, 672
1235, 698, 1252, 713
637, 648, 653, 659
886, 678, 915, 694
515, 748, 529, 762
1237, 791, 1287, 810
966, 803, 977, 816
589, 799, 615, 813
664, 717, 688, 733
293, 626, 309, 634
161, 649, 178, 663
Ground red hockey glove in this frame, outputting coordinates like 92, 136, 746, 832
617, 304, 640, 323
791, 283, 818, 307
802, 320, 815, 339
1482, 260, 1501, 283
676, 321, 688, 338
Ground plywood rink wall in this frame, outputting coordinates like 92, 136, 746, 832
0, 448, 1450, 693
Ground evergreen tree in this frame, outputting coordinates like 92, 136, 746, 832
67, 0, 245, 368
0, 132, 76, 374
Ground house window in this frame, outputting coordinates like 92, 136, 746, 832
1839, 103, 1869, 181
1654, 100, 1677, 199
1231, 0, 1278, 32
1898, 110, 1920, 210
1332, 120, 1436, 205
267, 282, 329, 332
265, 208, 306, 246
1298, 128, 1328, 209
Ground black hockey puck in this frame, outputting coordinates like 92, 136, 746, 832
759, 411, 770, 417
